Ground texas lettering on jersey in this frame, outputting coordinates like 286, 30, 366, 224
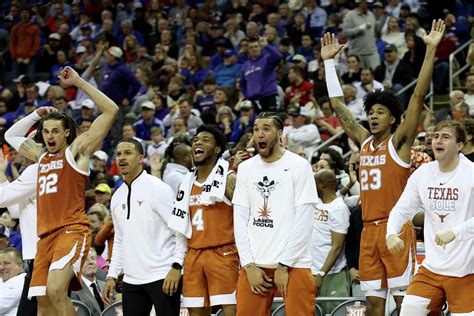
39, 160, 64, 174
359, 154, 386, 167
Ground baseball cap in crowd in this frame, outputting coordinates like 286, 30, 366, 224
240, 100, 253, 110
94, 183, 112, 195
13, 74, 30, 84
49, 33, 61, 41
3, 15, 13, 22
93, 150, 108, 162
80, 24, 92, 31
292, 54, 306, 63
81, 99, 95, 109
108, 46, 123, 59
141, 101, 156, 110
384, 44, 398, 52
76, 46, 87, 54
223, 49, 235, 57
374, 2, 384, 8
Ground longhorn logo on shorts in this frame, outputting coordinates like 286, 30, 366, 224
253, 176, 277, 228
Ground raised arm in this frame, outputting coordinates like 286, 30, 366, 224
59, 66, 119, 157
321, 33, 370, 147
393, 20, 445, 158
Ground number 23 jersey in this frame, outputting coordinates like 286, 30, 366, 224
37, 147, 89, 237
359, 135, 410, 222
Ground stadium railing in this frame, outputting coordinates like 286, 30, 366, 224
449, 39, 473, 93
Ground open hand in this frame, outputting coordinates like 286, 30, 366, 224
162, 268, 181, 296
421, 19, 446, 47
320, 33, 344, 60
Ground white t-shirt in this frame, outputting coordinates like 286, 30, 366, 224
387, 158, 474, 277
0, 273, 26, 316
311, 197, 350, 275
233, 150, 318, 268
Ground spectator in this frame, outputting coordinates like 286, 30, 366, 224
287, 12, 308, 48
0, 211, 21, 251
381, 16, 408, 58
303, 0, 327, 38
464, 73, 474, 115
169, 0, 190, 26
37, 33, 62, 73
284, 106, 321, 160
46, 2, 69, 33
134, 101, 165, 142
77, 99, 96, 123
240, 37, 283, 112
386, 0, 402, 17
342, 0, 380, 69
462, 118, 474, 161
91, 150, 109, 175
341, 54, 362, 85
49, 50, 74, 85
312, 170, 351, 314
354, 68, 385, 100
224, 17, 246, 47
342, 84, 367, 123
264, 26, 280, 48
297, 33, 315, 62
0, 97, 15, 129
146, 127, 167, 159
94, 184, 112, 209
373, 2, 388, 38
436, 90, 464, 123
284, 67, 314, 107
230, 100, 257, 143
189, 55, 210, 89
71, 248, 106, 315
314, 97, 343, 143
402, 30, 426, 77
162, 143, 192, 194
214, 49, 242, 88
118, 19, 144, 47
374, 44, 414, 92
194, 77, 217, 113
199, 88, 229, 125
9, 6, 41, 81
216, 105, 236, 140
163, 98, 204, 136
404, 17, 426, 38
0, 247, 26, 315
159, 29, 179, 60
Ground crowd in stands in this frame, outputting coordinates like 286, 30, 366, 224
0, 0, 474, 314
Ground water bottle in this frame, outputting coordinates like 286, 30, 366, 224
346, 301, 366, 316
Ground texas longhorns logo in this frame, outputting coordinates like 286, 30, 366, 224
137, 200, 144, 206
434, 212, 449, 223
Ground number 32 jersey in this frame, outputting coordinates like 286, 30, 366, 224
359, 135, 410, 222
37, 147, 89, 237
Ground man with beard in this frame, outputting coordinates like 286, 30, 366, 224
232, 112, 318, 315
321, 20, 445, 315
169, 125, 238, 316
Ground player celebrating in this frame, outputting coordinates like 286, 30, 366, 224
5, 66, 118, 315
169, 125, 239, 316
387, 120, 474, 315
320, 20, 445, 315
232, 112, 318, 316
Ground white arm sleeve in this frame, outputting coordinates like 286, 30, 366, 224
451, 217, 474, 241
278, 203, 314, 266
387, 173, 422, 237
324, 59, 344, 97
0, 164, 37, 208
173, 232, 188, 266
233, 204, 254, 267
107, 211, 123, 279
4, 111, 41, 151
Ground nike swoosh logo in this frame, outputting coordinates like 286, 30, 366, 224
284, 169, 290, 171
439, 182, 446, 185
65, 230, 79, 234
223, 251, 236, 256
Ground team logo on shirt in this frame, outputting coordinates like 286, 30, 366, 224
253, 176, 277, 228
434, 212, 449, 223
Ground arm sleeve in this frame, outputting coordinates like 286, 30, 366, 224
278, 203, 314, 266
451, 217, 474, 241
173, 232, 188, 266
233, 204, 254, 266
107, 205, 123, 279
386, 172, 422, 237
4, 111, 41, 151
0, 164, 37, 207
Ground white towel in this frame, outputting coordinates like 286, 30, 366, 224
168, 158, 229, 238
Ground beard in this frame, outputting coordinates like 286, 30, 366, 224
258, 137, 279, 158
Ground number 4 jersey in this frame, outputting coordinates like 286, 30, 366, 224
37, 147, 89, 237
188, 180, 234, 249
359, 135, 410, 222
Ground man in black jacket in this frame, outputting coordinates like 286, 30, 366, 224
374, 44, 414, 93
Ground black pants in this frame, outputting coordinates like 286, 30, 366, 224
122, 279, 182, 316
17, 260, 37, 316
255, 94, 279, 113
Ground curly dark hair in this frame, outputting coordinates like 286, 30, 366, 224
195, 124, 227, 157
363, 89, 404, 132
35, 112, 78, 146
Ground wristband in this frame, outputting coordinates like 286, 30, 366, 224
324, 59, 344, 98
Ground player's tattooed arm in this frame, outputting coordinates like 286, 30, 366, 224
331, 97, 370, 147
19, 139, 44, 162
225, 172, 237, 201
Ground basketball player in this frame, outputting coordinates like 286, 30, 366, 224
4, 66, 119, 315
386, 120, 474, 315
320, 20, 445, 315
172, 125, 239, 316
232, 112, 318, 316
